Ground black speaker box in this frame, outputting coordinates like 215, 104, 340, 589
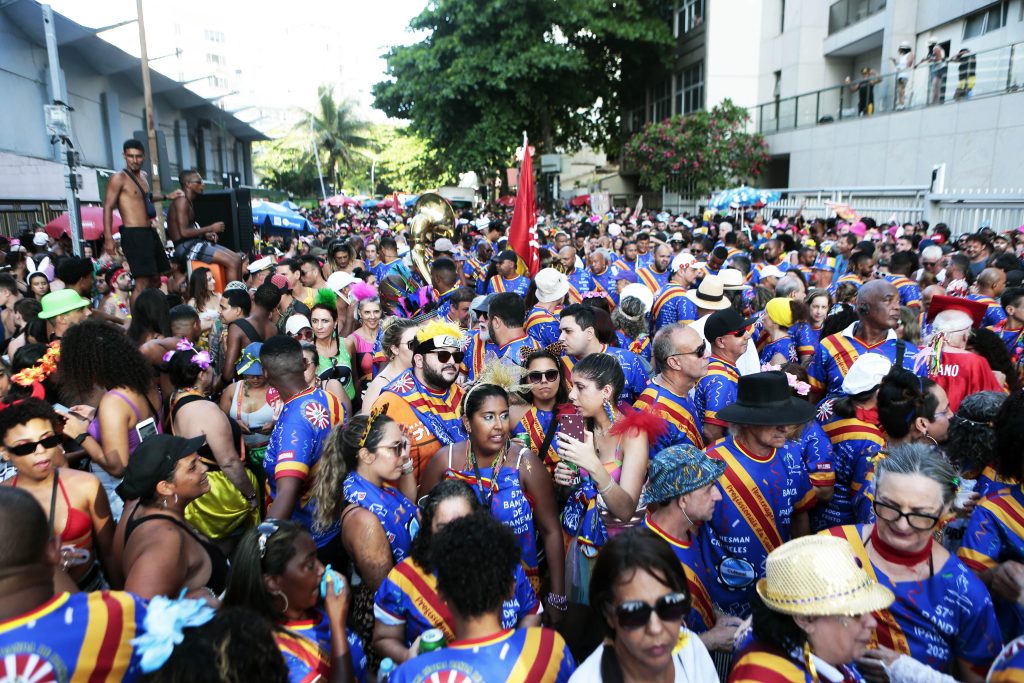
191, 189, 253, 257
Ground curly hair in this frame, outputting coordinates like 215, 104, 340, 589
59, 321, 153, 401
611, 296, 647, 340
819, 303, 860, 339
431, 512, 520, 618
410, 479, 481, 569
0, 397, 59, 443
311, 413, 394, 532
946, 391, 1005, 474
223, 519, 307, 623
140, 607, 288, 683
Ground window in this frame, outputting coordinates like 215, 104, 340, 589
204, 30, 225, 43
676, 62, 704, 115
208, 76, 228, 89
650, 80, 671, 122
206, 54, 225, 66
963, 1, 1008, 39
676, 0, 704, 36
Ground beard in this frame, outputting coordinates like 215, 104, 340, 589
422, 361, 457, 390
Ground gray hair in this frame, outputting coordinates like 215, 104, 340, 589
775, 277, 803, 299
921, 245, 942, 262
875, 443, 958, 508
932, 309, 972, 338
652, 322, 687, 371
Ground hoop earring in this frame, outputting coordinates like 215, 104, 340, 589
272, 590, 290, 614
603, 400, 615, 425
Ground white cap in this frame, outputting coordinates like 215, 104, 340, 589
434, 238, 454, 253
326, 270, 358, 292
641, 220, 653, 227
608, 223, 622, 237
670, 232, 684, 242
671, 252, 697, 272
535, 268, 570, 304
247, 256, 274, 273
474, 217, 490, 230
33, 232, 49, 246
759, 265, 785, 280
376, 219, 389, 231
841, 354, 892, 395
681, 218, 693, 228
619, 283, 654, 313
285, 314, 312, 336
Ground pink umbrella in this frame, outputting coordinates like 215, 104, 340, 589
496, 195, 516, 207
45, 206, 121, 241
569, 194, 591, 207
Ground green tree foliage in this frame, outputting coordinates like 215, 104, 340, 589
253, 132, 322, 196
373, 0, 673, 180
624, 100, 770, 194
369, 125, 448, 194
299, 86, 373, 190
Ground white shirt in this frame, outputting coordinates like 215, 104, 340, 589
689, 314, 761, 376
568, 628, 717, 682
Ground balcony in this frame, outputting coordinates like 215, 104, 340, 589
749, 41, 1023, 135
828, 0, 886, 35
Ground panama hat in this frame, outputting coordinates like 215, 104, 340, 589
757, 536, 894, 616
717, 268, 748, 291
38, 289, 90, 319
535, 268, 570, 304
684, 275, 731, 311
715, 371, 815, 426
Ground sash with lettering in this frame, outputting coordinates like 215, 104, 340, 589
712, 444, 784, 553
382, 368, 466, 447
343, 471, 420, 563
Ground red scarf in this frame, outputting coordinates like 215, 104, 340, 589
870, 524, 933, 567
855, 406, 879, 424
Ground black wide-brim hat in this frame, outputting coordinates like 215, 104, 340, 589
716, 371, 816, 426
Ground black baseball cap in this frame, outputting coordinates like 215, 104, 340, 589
116, 434, 206, 500
705, 308, 756, 343
497, 250, 518, 263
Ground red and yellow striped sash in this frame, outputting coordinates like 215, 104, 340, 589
589, 276, 617, 310
825, 525, 910, 654
634, 389, 703, 448
471, 336, 488, 376
490, 275, 507, 293
652, 285, 686, 320
711, 446, 783, 552
73, 591, 139, 683
508, 628, 564, 682
822, 418, 885, 447
821, 334, 863, 378
643, 518, 715, 630
276, 630, 327, 683
730, 646, 806, 682
394, 560, 456, 641
522, 409, 558, 470
638, 268, 660, 293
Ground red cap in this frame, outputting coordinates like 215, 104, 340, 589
926, 294, 987, 327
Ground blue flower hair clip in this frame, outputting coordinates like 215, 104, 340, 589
131, 593, 216, 673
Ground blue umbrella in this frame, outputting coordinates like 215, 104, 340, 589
708, 186, 781, 211
280, 200, 300, 211
403, 194, 420, 208
251, 201, 310, 231
362, 199, 380, 209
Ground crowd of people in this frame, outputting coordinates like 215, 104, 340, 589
2, 145, 1024, 681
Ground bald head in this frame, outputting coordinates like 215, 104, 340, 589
857, 279, 896, 308
857, 280, 901, 330
978, 267, 1007, 295
921, 284, 946, 310
558, 246, 577, 272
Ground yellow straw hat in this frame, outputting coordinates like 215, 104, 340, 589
756, 536, 894, 617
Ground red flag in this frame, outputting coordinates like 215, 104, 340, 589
509, 134, 540, 276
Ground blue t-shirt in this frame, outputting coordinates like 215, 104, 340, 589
276, 610, 367, 683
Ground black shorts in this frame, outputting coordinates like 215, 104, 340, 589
174, 238, 216, 264
120, 227, 169, 278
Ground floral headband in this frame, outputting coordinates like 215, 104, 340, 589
11, 342, 60, 386
162, 338, 212, 371
760, 363, 811, 396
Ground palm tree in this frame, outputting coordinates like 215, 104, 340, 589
298, 86, 372, 192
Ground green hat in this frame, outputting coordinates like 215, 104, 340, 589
38, 289, 90, 319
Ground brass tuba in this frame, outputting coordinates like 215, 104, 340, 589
408, 193, 456, 284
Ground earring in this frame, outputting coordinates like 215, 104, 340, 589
604, 400, 615, 425
272, 590, 290, 614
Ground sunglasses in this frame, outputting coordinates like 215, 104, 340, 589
872, 499, 941, 531
293, 330, 313, 341
428, 350, 465, 364
527, 369, 560, 384
729, 327, 749, 338
257, 520, 280, 559
615, 592, 690, 630
668, 340, 707, 360
3, 433, 61, 457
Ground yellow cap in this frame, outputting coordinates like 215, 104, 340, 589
766, 298, 794, 328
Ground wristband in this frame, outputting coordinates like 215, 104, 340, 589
598, 479, 615, 495
74, 433, 88, 446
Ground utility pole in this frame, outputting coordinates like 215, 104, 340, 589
310, 116, 327, 201
41, 5, 82, 256
136, 0, 166, 243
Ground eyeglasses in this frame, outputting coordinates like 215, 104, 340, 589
3, 434, 61, 457
872, 499, 941, 531
406, 340, 418, 351
527, 370, 560, 384
375, 440, 409, 458
257, 520, 280, 558
614, 592, 690, 630
922, 261, 939, 268
428, 350, 465, 364
668, 340, 707, 360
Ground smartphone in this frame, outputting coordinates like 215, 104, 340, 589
53, 403, 71, 414
135, 417, 159, 443
556, 413, 586, 443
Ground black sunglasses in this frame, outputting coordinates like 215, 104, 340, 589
3, 434, 61, 457
428, 350, 465, 364
615, 592, 690, 630
527, 370, 560, 384
668, 340, 707, 360
257, 520, 280, 559
872, 499, 941, 531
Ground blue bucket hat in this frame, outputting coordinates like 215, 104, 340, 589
641, 444, 727, 506
235, 341, 264, 376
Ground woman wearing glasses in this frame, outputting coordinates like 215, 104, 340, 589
372, 480, 541, 664
824, 443, 1001, 683
224, 519, 366, 683
511, 349, 569, 475
1, 399, 119, 590
570, 528, 715, 682
419, 379, 566, 618
311, 412, 418, 667
359, 318, 418, 414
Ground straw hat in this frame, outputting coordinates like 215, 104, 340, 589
756, 536, 894, 616
684, 275, 731, 311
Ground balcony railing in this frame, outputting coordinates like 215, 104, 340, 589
828, 0, 886, 34
750, 41, 1022, 135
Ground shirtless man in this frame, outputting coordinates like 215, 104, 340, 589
103, 139, 182, 301
166, 169, 243, 283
